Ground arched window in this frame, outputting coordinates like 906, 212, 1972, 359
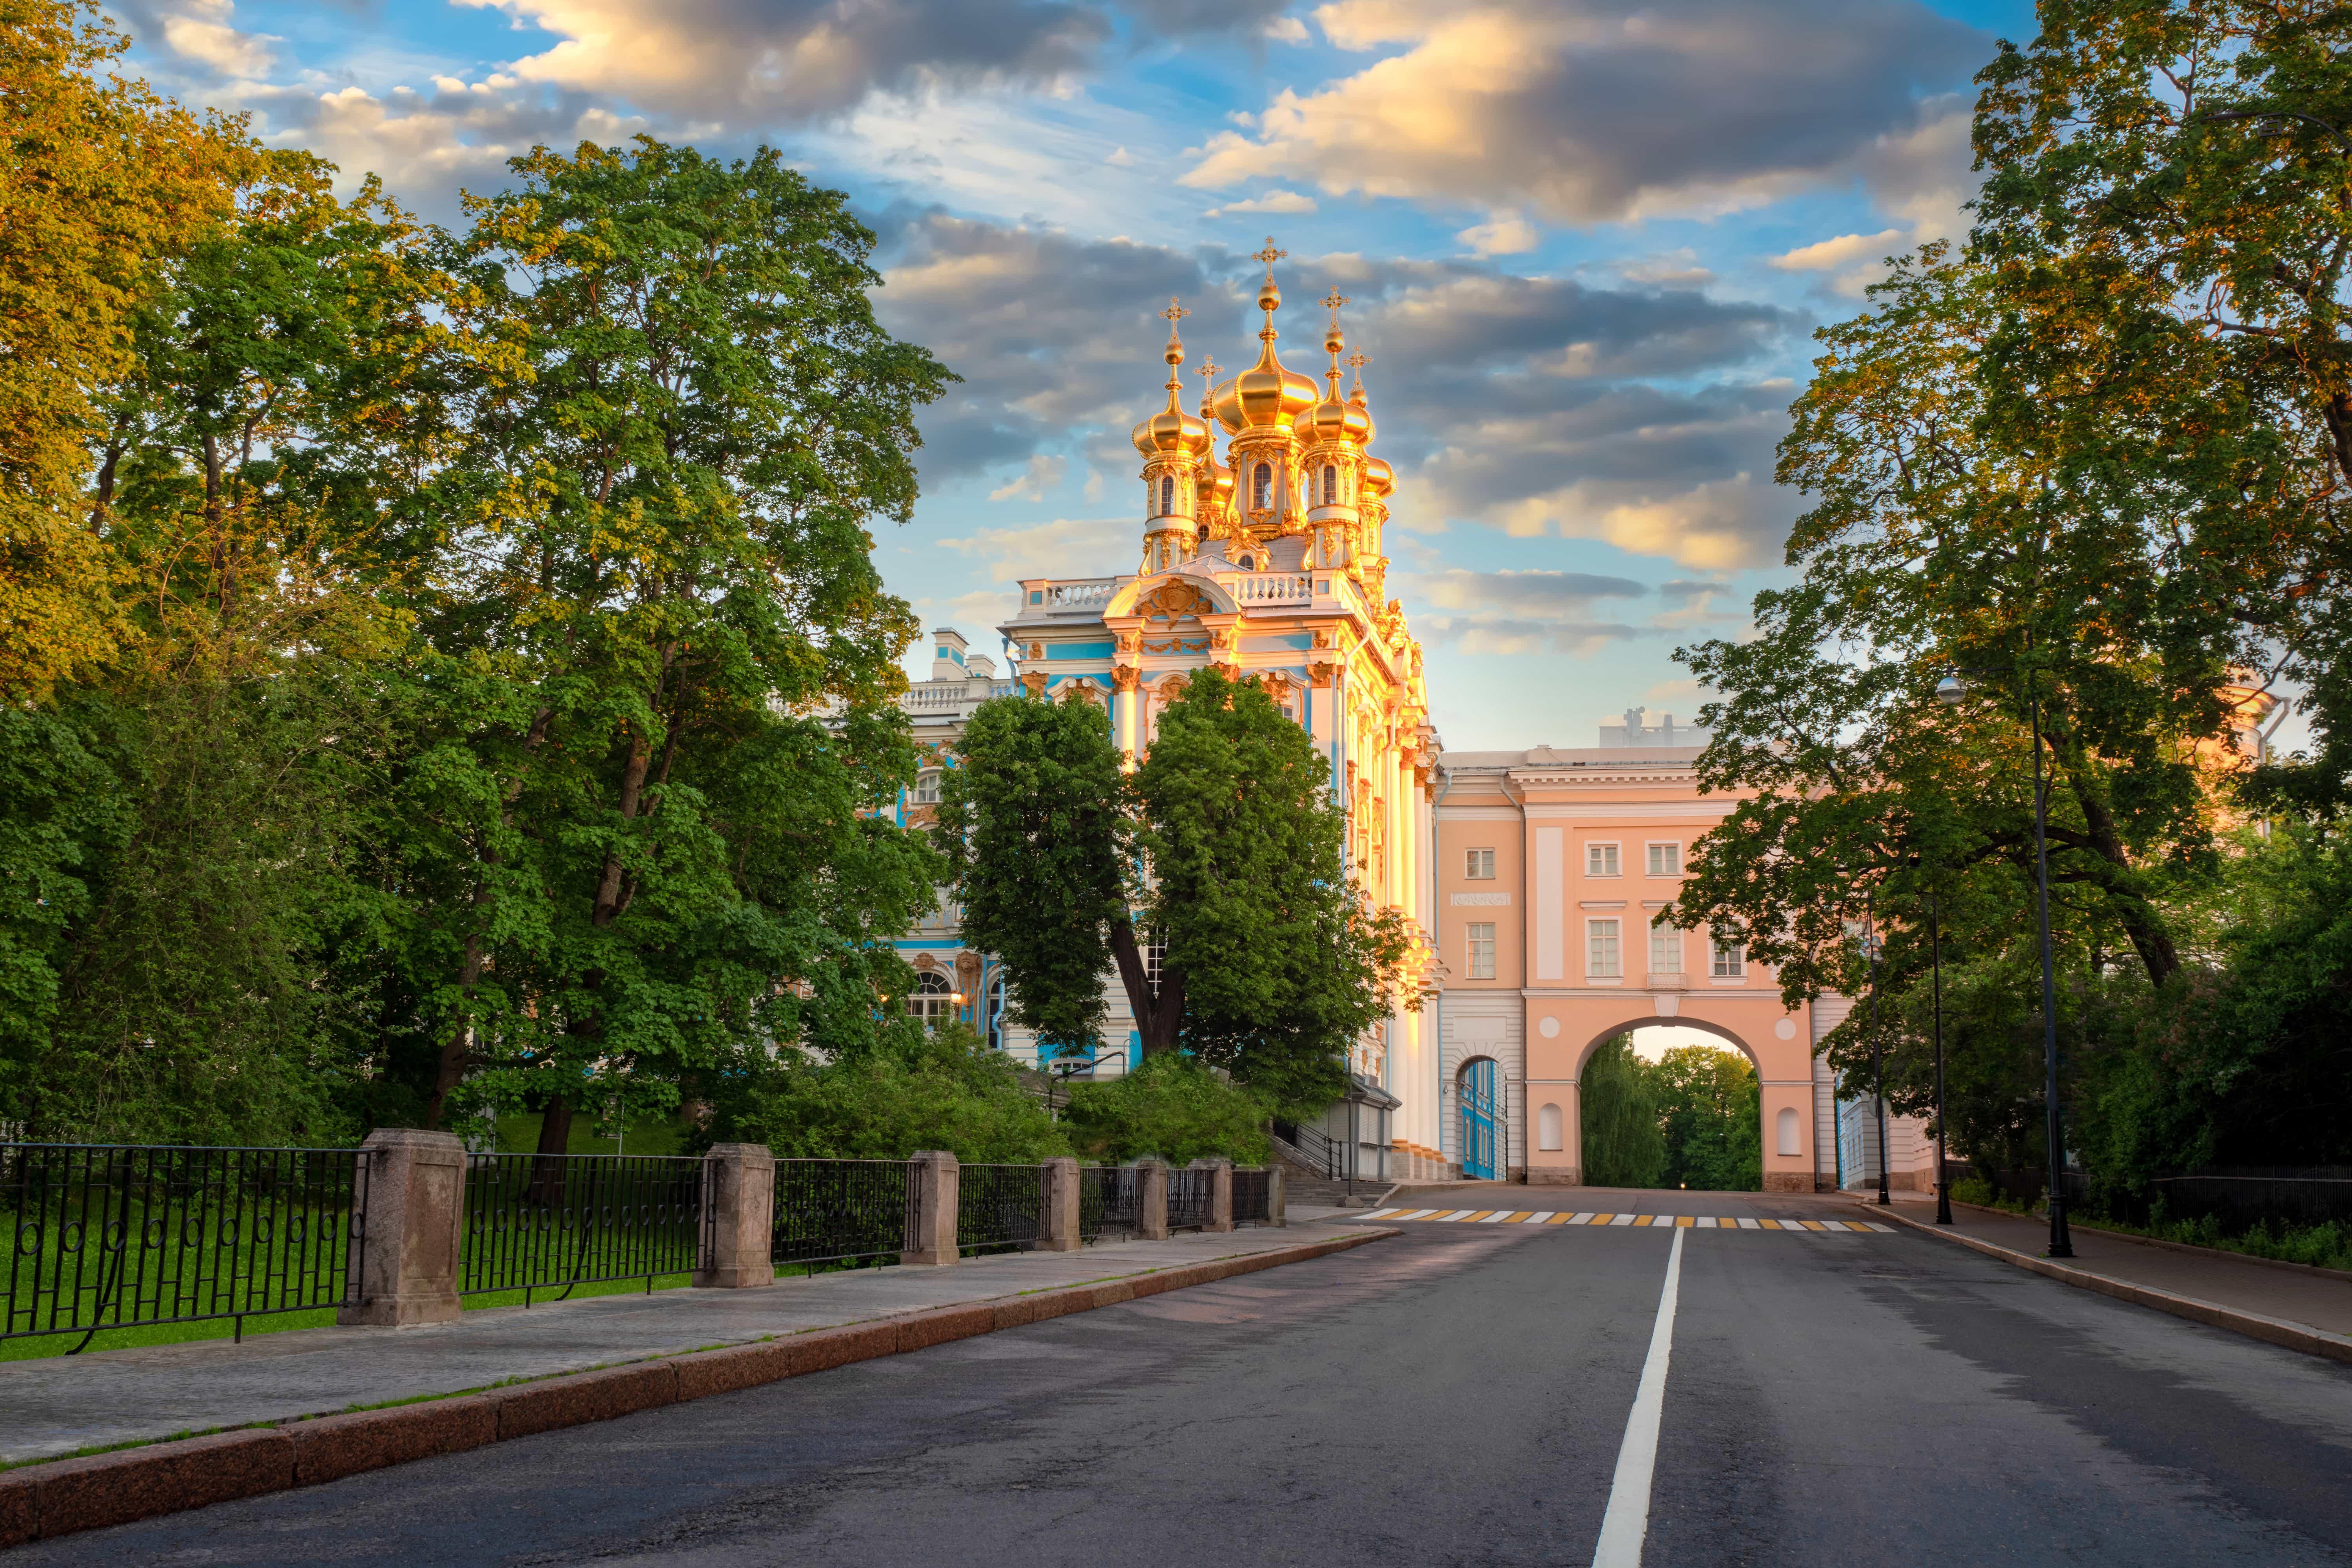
908, 971, 954, 1027
1321, 464, 1337, 506
1158, 475, 1173, 515
1252, 462, 1272, 510
911, 770, 941, 805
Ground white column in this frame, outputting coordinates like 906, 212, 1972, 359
1114, 679, 1140, 761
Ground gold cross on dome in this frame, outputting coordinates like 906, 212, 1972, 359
1252, 238, 1286, 281
1160, 297, 1189, 329
1197, 354, 1221, 384
1347, 348, 1369, 388
1323, 288, 1349, 324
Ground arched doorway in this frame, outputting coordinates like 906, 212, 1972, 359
1459, 1057, 1500, 1180
1579, 1023, 1765, 1192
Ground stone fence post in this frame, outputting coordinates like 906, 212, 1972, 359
902, 1151, 960, 1266
339, 1128, 466, 1327
1038, 1157, 1081, 1252
695, 1143, 775, 1288
1269, 1166, 1287, 1228
1197, 1158, 1234, 1232
1137, 1160, 1170, 1241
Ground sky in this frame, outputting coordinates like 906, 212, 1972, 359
107, 0, 2044, 751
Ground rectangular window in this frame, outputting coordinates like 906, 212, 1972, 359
1711, 937, 1746, 978
1646, 842, 1681, 876
1466, 922, 1496, 979
912, 771, 941, 805
1649, 916, 1682, 975
1586, 918, 1621, 977
1466, 848, 1496, 880
1586, 842, 1621, 877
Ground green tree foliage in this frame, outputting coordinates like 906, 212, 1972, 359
1578, 1036, 1664, 1189
1971, 0, 2352, 807
363, 138, 951, 1151
1060, 1053, 1272, 1166
701, 1022, 1066, 1163
1652, 1046, 1762, 1192
0, 70, 952, 1143
939, 667, 1420, 1114
0, 0, 254, 701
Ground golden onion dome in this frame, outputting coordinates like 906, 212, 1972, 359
1131, 299, 1214, 459
1308, 321, 1371, 445
1363, 455, 1394, 497
1212, 273, 1319, 433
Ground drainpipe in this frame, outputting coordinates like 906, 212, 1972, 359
1501, 767, 1530, 1184
1432, 763, 1455, 1182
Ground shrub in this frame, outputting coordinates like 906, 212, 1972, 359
702, 1022, 1067, 1162
1060, 1053, 1270, 1165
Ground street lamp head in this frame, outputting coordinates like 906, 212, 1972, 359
1935, 674, 1971, 708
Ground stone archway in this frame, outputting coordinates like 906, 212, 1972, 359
1525, 998, 1818, 1192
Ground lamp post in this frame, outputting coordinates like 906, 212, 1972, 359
1936, 671, 2072, 1258
1861, 916, 1889, 1207
1929, 887, 1952, 1226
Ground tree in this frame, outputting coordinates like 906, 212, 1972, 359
1971, 0, 2352, 807
939, 667, 1419, 1112
0, 0, 253, 702
401, 138, 951, 1149
1652, 1045, 1761, 1192
1579, 1035, 1664, 1189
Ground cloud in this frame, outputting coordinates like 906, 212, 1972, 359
988, 453, 1070, 502
1205, 190, 1319, 217
870, 212, 1242, 483
1418, 568, 1650, 615
1182, 0, 1982, 223
453, 0, 1108, 123
1105, 145, 1137, 166
1266, 15, 1310, 42
1405, 567, 1738, 654
1456, 211, 1539, 257
1768, 96, 1978, 296
1615, 249, 1715, 290
869, 215, 1802, 569
939, 516, 1134, 578
129, 0, 277, 78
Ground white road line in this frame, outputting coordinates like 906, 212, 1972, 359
1590, 1226, 1685, 1568
1478, 1212, 1513, 1223
1529, 1212, 1557, 1223
1608, 1213, 1637, 1227
1567, 1212, 1595, 1223
1736, 1217, 1760, 1230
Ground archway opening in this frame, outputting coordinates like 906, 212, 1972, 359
1579, 1024, 1762, 1192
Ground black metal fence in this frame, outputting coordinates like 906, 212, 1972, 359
461, 1152, 707, 1302
1078, 1164, 1142, 1243
2, 1143, 365, 1349
772, 1158, 914, 1273
1166, 1167, 1210, 1232
958, 1163, 1044, 1255
2146, 1168, 2352, 1231
1232, 1168, 1271, 1225
1274, 1121, 1342, 1180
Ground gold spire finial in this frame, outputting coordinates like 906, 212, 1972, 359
1348, 348, 1369, 391
1322, 288, 1349, 327
1196, 354, 1221, 416
1253, 238, 1287, 283
1158, 297, 1191, 408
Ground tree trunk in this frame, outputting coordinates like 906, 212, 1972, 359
592, 729, 652, 927
528, 1095, 575, 1207
1108, 916, 1183, 1056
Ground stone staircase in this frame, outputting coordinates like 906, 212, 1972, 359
1269, 1131, 1387, 1208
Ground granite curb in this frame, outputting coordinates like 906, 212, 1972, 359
0, 1228, 1393, 1549
1870, 1203, 2352, 1367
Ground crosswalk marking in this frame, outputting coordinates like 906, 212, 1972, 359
1354, 1209, 1899, 1233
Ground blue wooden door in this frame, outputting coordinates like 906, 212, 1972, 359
1460, 1058, 1499, 1180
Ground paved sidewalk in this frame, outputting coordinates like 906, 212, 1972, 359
1857, 1192, 2352, 1341
0, 1229, 1326, 1466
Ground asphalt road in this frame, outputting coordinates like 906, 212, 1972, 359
20, 1216, 2352, 1566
